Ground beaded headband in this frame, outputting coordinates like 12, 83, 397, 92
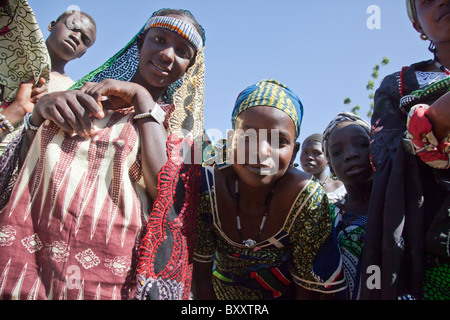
144, 16, 203, 50
406, 0, 417, 23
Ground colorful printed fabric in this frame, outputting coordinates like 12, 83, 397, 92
0, 0, 50, 109
406, 104, 450, 169
332, 201, 367, 300
193, 166, 346, 300
231, 79, 303, 138
0, 10, 205, 300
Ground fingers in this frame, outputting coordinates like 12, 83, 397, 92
34, 91, 102, 138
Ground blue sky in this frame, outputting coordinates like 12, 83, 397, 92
30, 0, 432, 161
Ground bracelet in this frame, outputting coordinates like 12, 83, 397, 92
24, 113, 40, 131
133, 103, 165, 124
0, 118, 14, 133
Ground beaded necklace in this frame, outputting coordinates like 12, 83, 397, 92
435, 61, 450, 76
234, 180, 274, 248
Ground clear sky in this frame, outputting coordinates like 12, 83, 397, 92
29, 0, 433, 162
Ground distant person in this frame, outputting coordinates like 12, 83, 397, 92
300, 133, 346, 203
322, 112, 373, 300
192, 79, 345, 300
0, 1, 97, 153
361, 0, 450, 300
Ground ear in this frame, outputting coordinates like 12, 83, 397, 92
412, 21, 424, 35
291, 142, 300, 164
48, 21, 56, 32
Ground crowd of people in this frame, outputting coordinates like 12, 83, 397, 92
0, 0, 448, 300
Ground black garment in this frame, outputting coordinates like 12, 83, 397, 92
360, 60, 450, 300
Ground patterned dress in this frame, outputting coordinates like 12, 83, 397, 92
332, 200, 367, 300
0, 99, 201, 300
193, 166, 346, 300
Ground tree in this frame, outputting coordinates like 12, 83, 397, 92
344, 57, 389, 118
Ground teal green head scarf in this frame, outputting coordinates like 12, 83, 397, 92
231, 79, 303, 138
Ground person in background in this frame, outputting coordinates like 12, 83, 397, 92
322, 112, 373, 300
300, 133, 346, 204
361, 0, 450, 300
0, 8, 205, 300
0, 2, 97, 212
192, 79, 345, 300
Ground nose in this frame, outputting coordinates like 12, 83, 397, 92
258, 138, 271, 162
160, 46, 175, 62
69, 31, 81, 46
344, 145, 359, 161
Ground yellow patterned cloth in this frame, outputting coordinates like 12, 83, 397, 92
194, 166, 346, 300
0, 0, 50, 108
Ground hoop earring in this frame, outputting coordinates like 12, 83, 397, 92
420, 33, 429, 41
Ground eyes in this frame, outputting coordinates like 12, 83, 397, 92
330, 140, 369, 158
150, 32, 194, 60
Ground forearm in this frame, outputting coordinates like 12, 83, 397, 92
134, 94, 168, 201
0, 101, 27, 135
192, 261, 216, 300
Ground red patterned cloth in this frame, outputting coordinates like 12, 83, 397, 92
406, 104, 450, 169
0, 103, 201, 299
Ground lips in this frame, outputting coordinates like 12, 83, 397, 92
63, 39, 77, 52
345, 165, 366, 176
151, 61, 171, 74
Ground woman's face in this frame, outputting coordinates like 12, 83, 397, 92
414, 0, 450, 44
300, 140, 327, 177
46, 13, 96, 62
231, 106, 299, 188
327, 122, 373, 186
137, 16, 196, 89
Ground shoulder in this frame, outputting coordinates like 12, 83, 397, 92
278, 168, 314, 193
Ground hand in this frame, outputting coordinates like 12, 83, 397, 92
81, 79, 154, 112
15, 77, 47, 114
425, 91, 450, 140
31, 89, 104, 138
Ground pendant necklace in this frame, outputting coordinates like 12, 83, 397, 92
235, 180, 274, 248
435, 60, 450, 76
320, 176, 330, 187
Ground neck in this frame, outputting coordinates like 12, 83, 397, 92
315, 171, 328, 184
47, 44, 68, 75
435, 43, 450, 69
236, 179, 274, 208
343, 181, 372, 214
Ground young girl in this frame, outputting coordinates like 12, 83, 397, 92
0, 8, 205, 300
0, 2, 97, 152
322, 112, 373, 300
300, 133, 346, 203
192, 79, 345, 300
361, 0, 450, 300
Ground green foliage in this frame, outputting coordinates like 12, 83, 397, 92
344, 57, 389, 119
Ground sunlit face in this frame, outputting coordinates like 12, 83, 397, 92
300, 140, 327, 177
231, 106, 299, 188
327, 122, 373, 186
137, 15, 196, 89
46, 13, 96, 62
414, 0, 450, 44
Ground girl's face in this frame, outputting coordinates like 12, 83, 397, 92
300, 140, 327, 177
46, 13, 96, 62
231, 106, 299, 188
327, 122, 373, 186
138, 16, 196, 89
414, 0, 450, 44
